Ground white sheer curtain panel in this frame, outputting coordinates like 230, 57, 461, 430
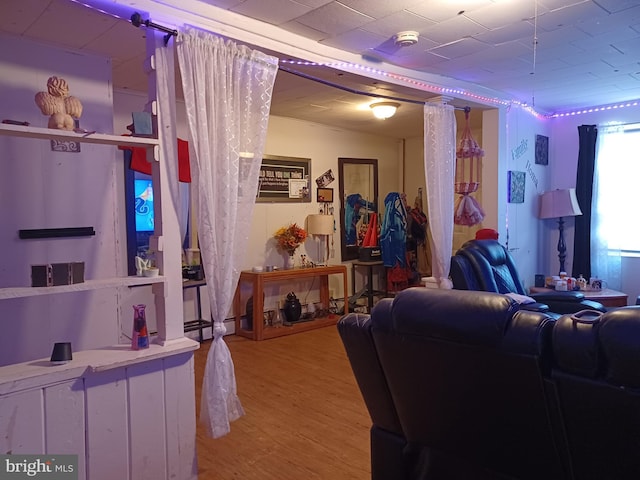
424, 102, 456, 288
592, 125, 624, 290
177, 26, 279, 438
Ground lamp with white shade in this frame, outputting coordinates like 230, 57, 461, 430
538, 188, 583, 274
306, 214, 334, 266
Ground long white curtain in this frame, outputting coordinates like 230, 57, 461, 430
592, 125, 625, 290
177, 26, 279, 438
424, 102, 456, 288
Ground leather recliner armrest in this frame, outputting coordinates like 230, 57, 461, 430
518, 302, 551, 313
530, 290, 585, 302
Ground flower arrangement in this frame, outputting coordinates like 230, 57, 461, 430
274, 223, 307, 256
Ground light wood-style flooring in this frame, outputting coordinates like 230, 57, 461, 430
194, 326, 371, 480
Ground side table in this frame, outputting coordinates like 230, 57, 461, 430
350, 260, 387, 312
529, 287, 628, 308
182, 279, 213, 342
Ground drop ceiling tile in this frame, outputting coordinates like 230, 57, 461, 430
535, 1, 610, 32
25, 0, 118, 50
463, 2, 541, 29
294, 0, 333, 7
294, 2, 373, 35
360, 10, 436, 38
593, 0, 640, 14
231, 0, 313, 25
575, 5, 640, 35
320, 28, 387, 53
0, 0, 50, 34
337, 0, 424, 19
407, 0, 493, 23
534, 25, 592, 48
84, 20, 146, 61
610, 36, 640, 55
384, 51, 449, 71
428, 37, 489, 60
463, 41, 533, 64
473, 22, 535, 46
421, 15, 489, 44
199, 0, 245, 8
278, 20, 328, 41
536, 0, 590, 11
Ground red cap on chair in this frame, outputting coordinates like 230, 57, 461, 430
475, 228, 499, 240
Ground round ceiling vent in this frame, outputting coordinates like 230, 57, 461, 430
394, 31, 419, 47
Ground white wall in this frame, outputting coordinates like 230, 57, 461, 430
552, 107, 640, 304
0, 34, 121, 364
499, 107, 553, 290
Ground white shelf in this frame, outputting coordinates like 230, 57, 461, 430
0, 276, 166, 300
0, 123, 158, 148
0, 337, 200, 396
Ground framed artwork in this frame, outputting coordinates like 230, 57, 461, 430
256, 154, 311, 203
317, 187, 334, 203
508, 171, 526, 203
535, 134, 549, 165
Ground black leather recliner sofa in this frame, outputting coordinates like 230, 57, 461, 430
338, 287, 640, 480
450, 239, 606, 315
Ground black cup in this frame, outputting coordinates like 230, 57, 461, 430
534, 274, 545, 288
50, 342, 72, 364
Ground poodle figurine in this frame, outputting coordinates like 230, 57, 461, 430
34, 76, 83, 130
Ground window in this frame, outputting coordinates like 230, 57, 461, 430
594, 123, 640, 254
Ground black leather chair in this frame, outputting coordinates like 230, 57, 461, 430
370, 288, 571, 480
551, 307, 640, 480
337, 311, 410, 480
451, 239, 606, 315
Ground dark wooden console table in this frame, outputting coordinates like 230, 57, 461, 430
233, 265, 348, 341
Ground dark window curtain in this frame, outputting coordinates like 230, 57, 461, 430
572, 125, 597, 279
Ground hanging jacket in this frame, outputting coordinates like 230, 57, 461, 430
380, 192, 408, 267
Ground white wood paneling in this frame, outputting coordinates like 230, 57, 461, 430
128, 360, 167, 480
44, 380, 87, 479
0, 389, 44, 454
85, 368, 129, 480
164, 353, 198, 480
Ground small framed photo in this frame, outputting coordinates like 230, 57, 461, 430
316, 169, 335, 188
317, 187, 334, 203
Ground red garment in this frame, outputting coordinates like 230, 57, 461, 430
119, 138, 191, 183
475, 228, 499, 240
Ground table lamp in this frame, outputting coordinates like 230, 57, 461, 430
307, 214, 334, 265
538, 188, 582, 274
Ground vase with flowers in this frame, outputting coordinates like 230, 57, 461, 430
274, 223, 307, 269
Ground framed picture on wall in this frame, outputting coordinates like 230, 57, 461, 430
508, 171, 526, 203
317, 187, 334, 203
535, 134, 549, 165
256, 154, 311, 203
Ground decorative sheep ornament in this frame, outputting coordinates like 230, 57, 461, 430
34, 76, 83, 130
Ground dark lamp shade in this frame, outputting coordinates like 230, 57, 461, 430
50, 342, 72, 364
538, 188, 582, 219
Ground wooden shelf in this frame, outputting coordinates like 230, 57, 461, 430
233, 265, 348, 341
0, 123, 158, 148
0, 337, 199, 396
0, 276, 166, 300
260, 314, 343, 340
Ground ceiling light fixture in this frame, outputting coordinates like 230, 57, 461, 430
370, 101, 400, 119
